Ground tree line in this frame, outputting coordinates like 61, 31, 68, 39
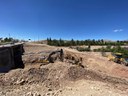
47, 38, 128, 46
0, 37, 19, 44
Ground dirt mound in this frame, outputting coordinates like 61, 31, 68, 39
25, 68, 49, 84
1, 61, 128, 96
2, 68, 49, 86
66, 66, 86, 80
65, 65, 128, 86
1, 60, 127, 90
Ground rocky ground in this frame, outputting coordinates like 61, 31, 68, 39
0, 43, 128, 96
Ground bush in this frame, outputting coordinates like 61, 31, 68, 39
77, 47, 90, 52
93, 46, 128, 58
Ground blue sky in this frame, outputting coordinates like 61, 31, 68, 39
0, 0, 128, 40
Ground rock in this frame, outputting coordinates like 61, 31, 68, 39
48, 88, 52, 91
26, 92, 33, 96
59, 90, 62, 92
26, 92, 41, 96
33, 92, 41, 96
16, 79, 26, 85
46, 93, 50, 95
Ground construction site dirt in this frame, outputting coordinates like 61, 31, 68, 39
0, 42, 128, 96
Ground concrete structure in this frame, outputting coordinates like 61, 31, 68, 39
0, 43, 24, 72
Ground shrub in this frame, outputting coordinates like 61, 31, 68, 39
77, 47, 90, 52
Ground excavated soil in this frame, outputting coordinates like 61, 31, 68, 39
0, 43, 128, 96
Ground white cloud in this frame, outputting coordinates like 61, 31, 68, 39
113, 29, 123, 32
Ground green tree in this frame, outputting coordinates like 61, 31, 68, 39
71, 39, 76, 46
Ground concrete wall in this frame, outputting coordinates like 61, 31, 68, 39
0, 44, 24, 72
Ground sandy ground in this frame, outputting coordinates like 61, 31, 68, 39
0, 42, 128, 96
